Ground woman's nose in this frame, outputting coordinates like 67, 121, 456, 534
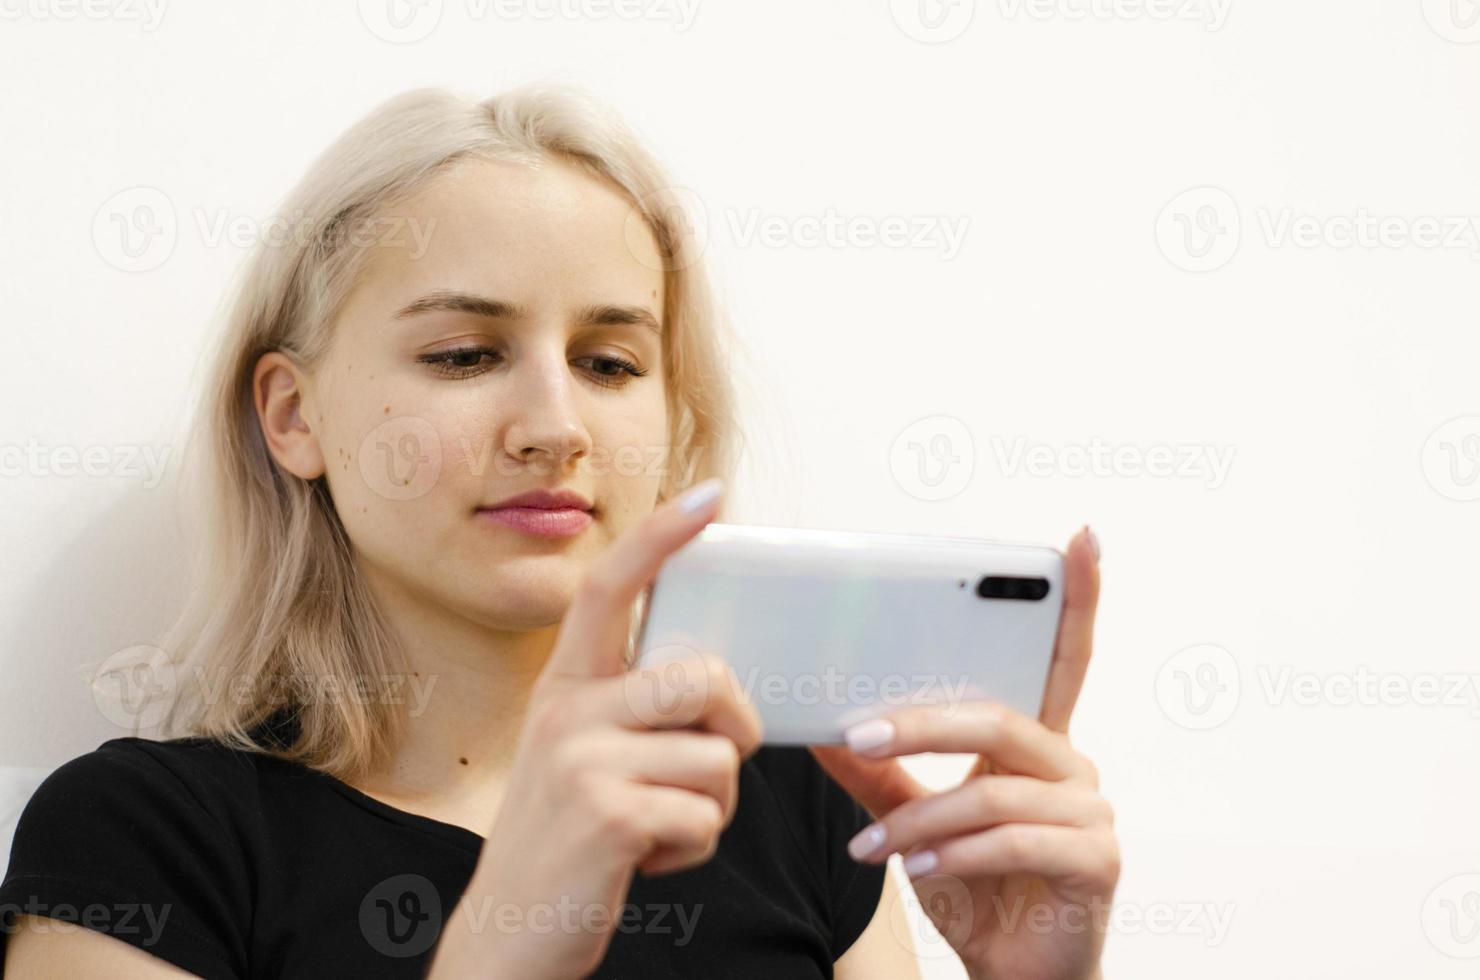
500, 354, 593, 470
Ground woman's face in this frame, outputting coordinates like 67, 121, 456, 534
274, 156, 669, 631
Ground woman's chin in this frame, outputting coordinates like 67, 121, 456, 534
464, 571, 583, 631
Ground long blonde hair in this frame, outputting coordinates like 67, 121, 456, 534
157, 82, 738, 782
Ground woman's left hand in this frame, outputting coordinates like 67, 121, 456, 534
812, 526, 1116, 980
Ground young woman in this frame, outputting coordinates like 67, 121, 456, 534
0, 83, 1117, 979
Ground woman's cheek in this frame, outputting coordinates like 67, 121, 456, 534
346, 411, 451, 504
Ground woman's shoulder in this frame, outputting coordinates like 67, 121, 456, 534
30, 724, 298, 821
62, 729, 272, 776
0, 733, 284, 978
8, 714, 317, 878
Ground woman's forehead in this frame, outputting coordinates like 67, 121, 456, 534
359, 157, 665, 304
402, 156, 649, 245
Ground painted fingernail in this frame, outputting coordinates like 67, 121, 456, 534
902, 849, 938, 877
678, 478, 724, 514
844, 718, 895, 754
1086, 525, 1101, 563
847, 822, 887, 861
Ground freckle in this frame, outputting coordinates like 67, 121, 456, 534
458, 757, 468, 766
368, 374, 374, 380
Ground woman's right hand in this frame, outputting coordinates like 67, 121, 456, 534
426, 478, 763, 980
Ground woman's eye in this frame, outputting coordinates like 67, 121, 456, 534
417, 345, 501, 378
417, 347, 649, 387
577, 355, 649, 389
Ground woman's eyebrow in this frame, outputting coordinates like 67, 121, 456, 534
576, 302, 662, 335
394, 289, 523, 321
393, 289, 661, 334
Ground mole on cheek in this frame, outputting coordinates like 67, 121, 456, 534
384, 405, 391, 414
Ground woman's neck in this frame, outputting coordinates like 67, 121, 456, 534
354, 569, 561, 804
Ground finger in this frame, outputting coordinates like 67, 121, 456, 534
543, 478, 725, 679
612, 652, 764, 758
843, 701, 1084, 781
809, 745, 929, 821
625, 784, 728, 877
1038, 526, 1101, 733
603, 729, 742, 824
846, 775, 1112, 864
902, 823, 1121, 896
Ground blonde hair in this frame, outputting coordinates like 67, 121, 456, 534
158, 82, 738, 782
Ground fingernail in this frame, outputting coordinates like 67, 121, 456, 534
1086, 525, 1101, 563
847, 822, 887, 861
902, 849, 938, 878
678, 478, 724, 514
844, 718, 895, 754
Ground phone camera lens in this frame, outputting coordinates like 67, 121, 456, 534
975, 576, 1050, 601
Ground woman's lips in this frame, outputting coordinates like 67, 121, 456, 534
476, 506, 593, 538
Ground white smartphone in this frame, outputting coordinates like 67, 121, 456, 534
633, 523, 1065, 745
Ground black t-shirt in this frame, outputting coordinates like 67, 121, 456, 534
0, 723, 886, 979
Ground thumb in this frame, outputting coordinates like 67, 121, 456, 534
810, 745, 927, 821
543, 477, 726, 680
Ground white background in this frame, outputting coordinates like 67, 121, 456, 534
2, 1, 1478, 976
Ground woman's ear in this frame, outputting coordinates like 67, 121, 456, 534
253, 351, 326, 481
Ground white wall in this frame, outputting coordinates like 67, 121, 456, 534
2, 2, 1477, 976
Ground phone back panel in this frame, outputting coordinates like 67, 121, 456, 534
634, 523, 1064, 744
